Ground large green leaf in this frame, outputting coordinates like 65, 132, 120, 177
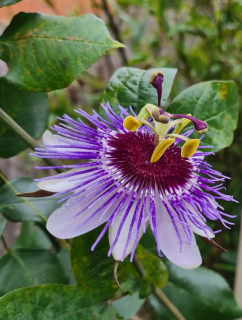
0, 177, 62, 222
136, 244, 168, 288
0, 0, 22, 7
13, 222, 52, 250
0, 78, 49, 158
112, 292, 144, 320
0, 284, 122, 320
147, 262, 242, 320
0, 249, 68, 297
71, 227, 138, 300
166, 81, 238, 152
100, 67, 177, 115
0, 12, 123, 92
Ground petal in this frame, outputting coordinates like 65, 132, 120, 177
153, 194, 202, 269
108, 199, 145, 261
37, 168, 89, 193
42, 130, 85, 153
47, 188, 118, 239
184, 202, 215, 238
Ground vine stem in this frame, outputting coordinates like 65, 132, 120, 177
133, 254, 187, 320
0, 108, 64, 173
0, 172, 71, 251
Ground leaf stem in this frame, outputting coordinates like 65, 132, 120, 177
133, 254, 187, 320
0, 172, 47, 223
0, 108, 64, 173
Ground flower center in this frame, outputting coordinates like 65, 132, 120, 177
106, 131, 194, 193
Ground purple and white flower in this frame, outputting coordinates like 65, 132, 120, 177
33, 72, 236, 270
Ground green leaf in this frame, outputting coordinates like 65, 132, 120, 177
0, 284, 123, 320
0, 215, 7, 237
0, 177, 62, 222
58, 248, 76, 285
100, 67, 177, 115
147, 262, 242, 320
112, 292, 144, 320
0, 12, 123, 92
136, 245, 168, 288
13, 222, 52, 250
0, 78, 49, 158
166, 81, 238, 152
0, 0, 22, 7
0, 249, 68, 297
71, 227, 138, 300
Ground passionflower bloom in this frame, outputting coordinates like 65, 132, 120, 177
33, 71, 235, 270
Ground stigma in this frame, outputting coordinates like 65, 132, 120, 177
123, 71, 208, 163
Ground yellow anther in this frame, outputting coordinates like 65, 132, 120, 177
149, 70, 164, 84
173, 114, 192, 134
123, 116, 141, 132
181, 139, 200, 158
151, 138, 175, 163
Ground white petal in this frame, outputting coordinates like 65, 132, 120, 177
154, 193, 202, 269
42, 130, 86, 153
37, 168, 89, 193
47, 189, 117, 239
109, 198, 145, 261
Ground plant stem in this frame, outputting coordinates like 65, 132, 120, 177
101, 0, 128, 65
0, 172, 71, 251
133, 254, 187, 320
0, 172, 47, 222
0, 108, 64, 173
1, 235, 11, 253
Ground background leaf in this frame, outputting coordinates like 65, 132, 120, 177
0, 12, 123, 92
112, 292, 144, 320
12, 222, 52, 250
0, 284, 122, 320
0, 249, 68, 297
0, 177, 62, 222
146, 262, 242, 320
71, 227, 139, 300
136, 244, 168, 288
166, 81, 238, 152
0, 0, 22, 7
0, 78, 49, 158
100, 67, 177, 114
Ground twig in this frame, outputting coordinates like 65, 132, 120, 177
1, 235, 11, 253
101, 0, 128, 65
133, 254, 187, 320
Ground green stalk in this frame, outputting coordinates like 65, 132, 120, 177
133, 254, 187, 320
0, 108, 64, 173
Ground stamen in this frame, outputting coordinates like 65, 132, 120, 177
170, 114, 208, 134
123, 116, 141, 132
172, 115, 191, 134
151, 138, 175, 163
181, 139, 200, 158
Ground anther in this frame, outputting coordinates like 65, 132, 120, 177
151, 138, 175, 163
123, 116, 141, 132
181, 139, 200, 158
